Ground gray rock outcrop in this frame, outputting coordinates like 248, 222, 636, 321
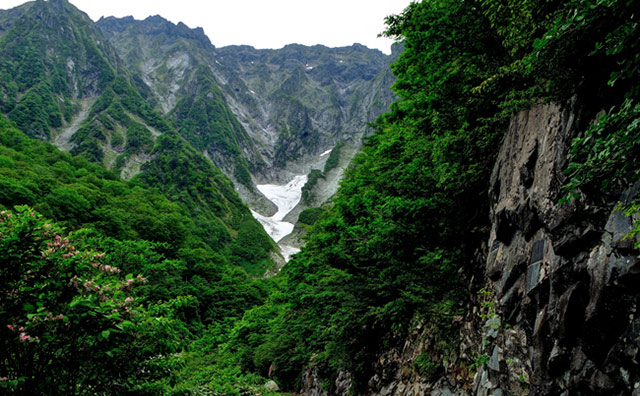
298, 99, 640, 395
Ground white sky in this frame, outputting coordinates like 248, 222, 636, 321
1, 0, 413, 54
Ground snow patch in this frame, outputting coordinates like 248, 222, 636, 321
251, 175, 308, 260
251, 209, 294, 244
320, 149, 332, 157
280, 245, 301, 262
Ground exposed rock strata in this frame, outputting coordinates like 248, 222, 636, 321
475, 100, 640, 396
298, 100, 640, 395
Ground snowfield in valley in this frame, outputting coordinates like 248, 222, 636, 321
251, 174, 307, 261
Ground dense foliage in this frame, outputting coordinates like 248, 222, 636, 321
0, 207, 183, 394
0, 2, 281, 392
550, 0, 640, 203
0, 115, 278, 393
2, 0, 639, 394
220, 0, 640, 392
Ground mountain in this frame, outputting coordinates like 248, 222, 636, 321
210, 43, 396, 179
0, 0, 121, 142
4, 0, 637, 395
96, 15, 396, 217
95, 15, 273, 213
0, 0, 278, 275
222, 1, 640, 395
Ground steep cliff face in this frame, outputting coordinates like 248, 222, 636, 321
96, 15, 279, 214
474, 99, 640, 396
98, 16, 396, 220
212, 44, 396, 182
298, 99, 640, 396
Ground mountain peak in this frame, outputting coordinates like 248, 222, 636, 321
31, 0, 95, 24
37, 0, 68, 11
97, 15, 213, 50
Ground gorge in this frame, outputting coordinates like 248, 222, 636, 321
251, 174, 307, 261
0, 0, 639, 395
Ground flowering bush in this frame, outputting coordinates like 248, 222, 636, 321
0, 206, 181, 394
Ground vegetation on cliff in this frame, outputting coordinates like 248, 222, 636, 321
226, 0, 509, 389
1, 0, 639, 394
0, 113, 281, 393
222, 0, 640, 392
0, 0, 277, 277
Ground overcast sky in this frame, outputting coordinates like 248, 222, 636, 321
1, 0, 414, 54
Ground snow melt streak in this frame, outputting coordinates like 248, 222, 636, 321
320, 148, 332, 157
251, 175, 307, 261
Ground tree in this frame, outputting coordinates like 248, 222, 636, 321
0, 207, 181, 395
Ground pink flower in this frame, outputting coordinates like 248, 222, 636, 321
124, 297, 134, 304
56, 314, 64, 320
103, 264, 120, 274
6, 324, 15, 332
19, 332, 30, 342
0, 377, 7, 381
123, 279, 135, 290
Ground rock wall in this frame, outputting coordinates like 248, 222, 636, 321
298, 99, 640, 395
475, 99, 640, 396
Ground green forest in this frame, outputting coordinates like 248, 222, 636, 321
1, 0, 639, 395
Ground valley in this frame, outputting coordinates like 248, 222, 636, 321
251, 174, 307, 261
94, 14, 397, 258
1, 0, 639, 395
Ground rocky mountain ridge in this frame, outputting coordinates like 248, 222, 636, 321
1, 0, 638, 394
0, 0, 397, 269
97, 15, 396, 219
0, 0, 279, 274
